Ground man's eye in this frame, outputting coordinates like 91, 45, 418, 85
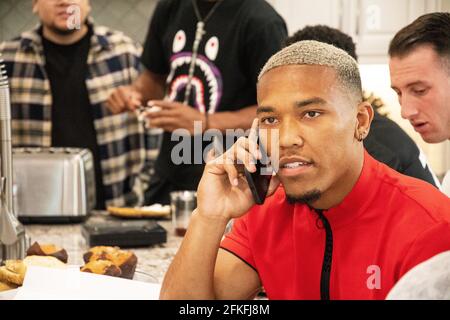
412, 88, 427, 95
305, 111, 320, 119
261, 117, 278, 125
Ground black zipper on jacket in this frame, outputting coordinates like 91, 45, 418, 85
315, 209, 333, 300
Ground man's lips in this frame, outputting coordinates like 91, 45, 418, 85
56, 7, 72, 16
279, 156, 312, 167
278, 156, 314, 177
411, 121, 429, 133
57, 12, 71, 19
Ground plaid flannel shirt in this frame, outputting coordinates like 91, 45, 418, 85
0, 23, 150, 207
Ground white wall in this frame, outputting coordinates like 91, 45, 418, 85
266, 0, 341, 34
443, 0, 450, 11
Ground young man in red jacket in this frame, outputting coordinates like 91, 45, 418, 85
160, 40, 450, 300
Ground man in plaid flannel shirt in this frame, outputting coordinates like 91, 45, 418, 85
0, 0, 149, 208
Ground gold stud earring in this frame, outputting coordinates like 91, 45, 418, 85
357, 131, 365, 142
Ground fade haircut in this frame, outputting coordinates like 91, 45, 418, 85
259, 40, 363, 104
389, 12, 450, 73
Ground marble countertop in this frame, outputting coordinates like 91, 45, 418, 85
23, 212, 183, 283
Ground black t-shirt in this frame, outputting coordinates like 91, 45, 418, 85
42, 26, 106, 209
142, 0, 287, 190
364, 111, 437, 187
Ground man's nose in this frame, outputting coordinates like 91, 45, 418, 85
279, 119, 304, 149
399, 95, 420, 120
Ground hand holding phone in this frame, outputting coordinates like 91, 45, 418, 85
244, 125, 272, 205
196, 119, 279, 221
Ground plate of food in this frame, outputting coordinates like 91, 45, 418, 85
80, 246, 157, 282
0, 242, 156, 299
107, 204, 171, 219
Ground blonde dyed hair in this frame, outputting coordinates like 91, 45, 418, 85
258, 40, 363, 103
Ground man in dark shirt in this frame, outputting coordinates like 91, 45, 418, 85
107, 0, 288, 205
284, 25, 439, 187
1, 0, 147, 208
41, 25, 106, 208
389, 13, 450, 197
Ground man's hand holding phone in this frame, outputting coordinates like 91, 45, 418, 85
196, 119, 280, 223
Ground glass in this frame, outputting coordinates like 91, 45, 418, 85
170, 191, 197, 237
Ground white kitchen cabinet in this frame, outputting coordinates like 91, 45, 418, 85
266, 0, 342, 33
267, 0, 448, 63
349, 0, 444, 63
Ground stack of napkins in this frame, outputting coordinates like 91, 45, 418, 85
12, 266, 161, 300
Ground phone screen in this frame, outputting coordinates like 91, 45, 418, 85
244, 139, 272, 205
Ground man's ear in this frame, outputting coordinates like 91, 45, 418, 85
355, 101, 374, 141
86, 1, 92, 16
32, 0, 38, 14
32, 0, 37, 12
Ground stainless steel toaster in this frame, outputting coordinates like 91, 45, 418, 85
12, 147, 96, 223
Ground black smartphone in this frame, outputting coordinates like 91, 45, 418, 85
244, 137, 272, 205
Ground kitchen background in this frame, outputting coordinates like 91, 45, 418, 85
1, 0, 449, 178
